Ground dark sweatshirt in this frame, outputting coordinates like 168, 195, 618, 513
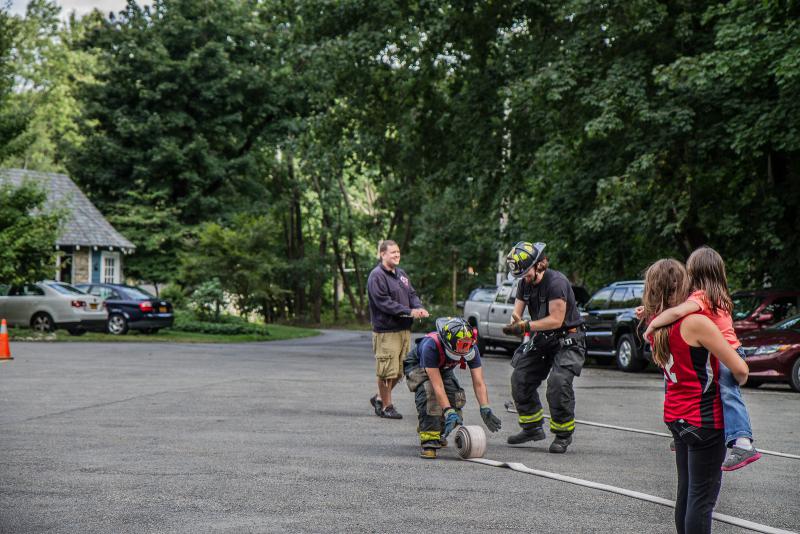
367, 263, 422, 333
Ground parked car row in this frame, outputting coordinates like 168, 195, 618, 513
461, 280, 800, 391
0, 281, 174, 335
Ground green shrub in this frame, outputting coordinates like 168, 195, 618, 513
158, 283, 188, 309
172, 310, 269, 336
190, 279, 226, 320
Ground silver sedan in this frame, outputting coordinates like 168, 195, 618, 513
0, 281, 107, 335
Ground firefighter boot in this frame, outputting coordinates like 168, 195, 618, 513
507, 426, 546, 445
549, 435, 572, 454
420, 447, 438, 459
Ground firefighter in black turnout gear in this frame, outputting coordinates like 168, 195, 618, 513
503, 242, 586, 454
404, 317, 502, 459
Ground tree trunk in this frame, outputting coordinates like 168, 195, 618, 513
333, 268, 339, 322
310, 229, 327, 323
337, 174, 366, 315
451, 249, 457, 310
288, 152, 306, 320
310, 172, 365, 322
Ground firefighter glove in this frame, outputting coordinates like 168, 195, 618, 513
443, 408, 462, 438
480, 405, 502, 432
502, 320, 530, 336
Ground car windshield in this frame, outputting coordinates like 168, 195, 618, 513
732, 295, 761, 321
769, 314, 800, 332
46, 282, 86, 295
469, 288, 496, 302
122, 286, 155, 300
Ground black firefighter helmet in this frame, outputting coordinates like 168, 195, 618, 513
506, 241, 546, 278
435, 317, 477, 362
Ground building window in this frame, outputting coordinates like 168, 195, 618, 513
101, 252, 120, 283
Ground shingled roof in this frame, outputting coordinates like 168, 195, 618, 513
0, 168, 135, 252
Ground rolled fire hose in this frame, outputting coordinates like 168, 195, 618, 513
455, 425, 487, 459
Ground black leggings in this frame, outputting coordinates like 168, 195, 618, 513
668, 422, 726, 534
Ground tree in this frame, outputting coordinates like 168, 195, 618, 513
0, 5, 30, 161
2, 1, 97, 172
0, 181, 62, 285
69, 0, 299, 284
179, 213, 289, 322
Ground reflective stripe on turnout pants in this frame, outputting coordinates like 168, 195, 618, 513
414, 368, 465, 445
510, 333, 586, 437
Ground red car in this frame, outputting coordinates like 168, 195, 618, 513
732, 290, 800, 335
739, 314, 800, 392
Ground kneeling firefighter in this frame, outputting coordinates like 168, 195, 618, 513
403, 317, 502, 459
503, 241, 586, 454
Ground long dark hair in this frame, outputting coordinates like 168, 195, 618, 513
686, 246, 733, 317
642, 259, 690, 368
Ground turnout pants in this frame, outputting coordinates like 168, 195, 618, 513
510, 332, 586, 437
411, 368, 466, 446
403, 344, 467, 446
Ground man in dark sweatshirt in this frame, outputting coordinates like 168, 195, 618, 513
367, 239, 429, 419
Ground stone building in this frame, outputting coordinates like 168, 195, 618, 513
1, 169, 135, 284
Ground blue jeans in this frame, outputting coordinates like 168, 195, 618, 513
718, 347, 754, 447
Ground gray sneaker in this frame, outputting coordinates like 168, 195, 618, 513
721, 446, 761, 471
369, 395, 383, 417
381, 405, 403, 419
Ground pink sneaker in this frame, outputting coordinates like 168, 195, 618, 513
721, 446, 761, 471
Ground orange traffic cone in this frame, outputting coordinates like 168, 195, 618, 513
0, 319, 12, 360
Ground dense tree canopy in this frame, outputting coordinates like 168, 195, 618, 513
0, 181, 62, 285
2, 0, 798, 322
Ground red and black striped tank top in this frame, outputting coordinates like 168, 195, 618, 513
662, 314, 724, 428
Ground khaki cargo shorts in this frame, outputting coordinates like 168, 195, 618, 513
373, 330, 411, 380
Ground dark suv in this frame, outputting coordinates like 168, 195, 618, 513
583, 280, 650, 372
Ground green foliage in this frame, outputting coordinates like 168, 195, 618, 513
68, 0, 298, 283
2, 1, 96, 171
189, 278, 226, 321
6, 0, 798, 326
0, 6, 31, 161
180, 213, 289, 320
172, 310, 269, 336
158, 283, 187, 310
0, 181, 63, 285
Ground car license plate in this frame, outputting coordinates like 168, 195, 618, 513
90, 303, 98, 310
159, 306, 167, 313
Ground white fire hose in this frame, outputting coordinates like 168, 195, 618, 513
454, 425, 488, 459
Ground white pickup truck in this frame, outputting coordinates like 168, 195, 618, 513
462, 279, 589, 353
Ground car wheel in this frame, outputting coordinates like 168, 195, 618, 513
107, 314, 129, 335
67, 327, 87, 336
30, 312, 55, 333
789, 358, 800, 393
616, 333, 646, 372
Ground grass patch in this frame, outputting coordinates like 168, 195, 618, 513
8, 323, 319, 344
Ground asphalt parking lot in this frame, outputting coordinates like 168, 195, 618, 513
1, 330, 798, 533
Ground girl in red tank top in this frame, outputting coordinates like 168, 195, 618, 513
643, 247, 759, 471
643, 258, 749, 534
663, 314, 724, 429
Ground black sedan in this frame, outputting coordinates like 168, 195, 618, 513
75, 283, 174, 335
